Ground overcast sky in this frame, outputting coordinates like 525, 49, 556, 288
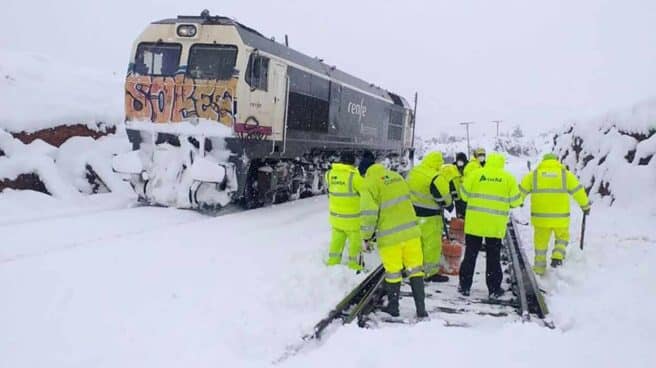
2, 0, 655, 137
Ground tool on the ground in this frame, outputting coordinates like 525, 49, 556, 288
579, 213, 587, 250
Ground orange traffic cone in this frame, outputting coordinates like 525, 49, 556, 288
448, 218, 465, 243
440, 236, 464, 275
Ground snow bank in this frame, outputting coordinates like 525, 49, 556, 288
0, 48, 123, 133
0, 154, 80, 199
554, 99, 656, 213
56, 135, 133, 194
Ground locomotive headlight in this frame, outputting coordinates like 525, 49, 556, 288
177, 24, 197, 37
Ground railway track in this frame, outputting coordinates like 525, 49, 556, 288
275, 216, 552, 364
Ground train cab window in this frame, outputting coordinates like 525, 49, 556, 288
388, 110, 404, 140
246, 54, 269, 91
187, 44, 238, 80
134, 43, 181, 76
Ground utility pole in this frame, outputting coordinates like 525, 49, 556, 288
491, 120, 502, 137
410, 92, 418, 149
459, 121, 475, 156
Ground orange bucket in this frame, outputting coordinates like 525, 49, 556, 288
440, 237, 464, 275
448, 218, 465, 243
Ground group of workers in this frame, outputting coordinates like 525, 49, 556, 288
325, 148, 591, 319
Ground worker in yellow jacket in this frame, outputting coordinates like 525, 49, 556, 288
360, 163, 427, 318
463, 147, 486, 179
459, 152, 522, 298
519, 153, 591, 275
406, 152, 452, 282
326, 152, 364, 271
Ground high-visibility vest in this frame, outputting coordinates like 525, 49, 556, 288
326, 163, 363, 231
461, 153, 522, 238
360, 164, 421, 247
519, 159, 590, 227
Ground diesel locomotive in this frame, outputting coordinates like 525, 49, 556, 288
113, 10, 416, 210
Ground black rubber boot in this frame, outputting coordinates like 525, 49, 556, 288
382, 281, 400, 317
425, 273, 449, 283
409, 276, 428, 318
551, 259, 563, 268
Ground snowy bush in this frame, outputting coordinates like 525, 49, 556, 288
553, 98, 656, 212
494, 135, 538, 157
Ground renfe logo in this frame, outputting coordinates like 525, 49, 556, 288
347, 99, 367, 121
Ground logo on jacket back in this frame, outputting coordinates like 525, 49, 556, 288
331, 175, 345, 185
381, 174, 402, 185
479, 175, 502, 183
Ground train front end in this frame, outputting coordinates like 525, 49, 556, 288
114, 13, 245, 210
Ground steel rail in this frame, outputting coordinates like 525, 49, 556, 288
504, 221, 531, 322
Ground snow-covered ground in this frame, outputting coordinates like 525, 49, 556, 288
1, 148, 655, 367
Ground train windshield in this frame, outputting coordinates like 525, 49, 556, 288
187, 44, 238, 80
134, 43, 181, 76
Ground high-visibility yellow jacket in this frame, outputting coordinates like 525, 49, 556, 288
461, 153, 522, 238
326, 163, 363, 231
360, 164, 421, 247
519, 158, 591, 228
440, 164, 463, 201
406, 152, 452, 217
463, 159, 483, 179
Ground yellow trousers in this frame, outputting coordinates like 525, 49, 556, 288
328, 228, 362, 270
379, 237, 425, 283
533, 226, 570, 275
417, 216, 443, 277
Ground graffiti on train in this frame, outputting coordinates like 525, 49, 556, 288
125, 74, 237, 125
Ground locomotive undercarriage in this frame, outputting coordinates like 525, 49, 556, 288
113, 128, 411, 212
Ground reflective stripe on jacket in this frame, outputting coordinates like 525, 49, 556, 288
406, 152, 452, 217
519, 158, 590, 227
360, 164, 421, 247
461, 153, 522, 238
326, 163, 363, 231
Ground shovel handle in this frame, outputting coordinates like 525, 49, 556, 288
579, 213, 587, 250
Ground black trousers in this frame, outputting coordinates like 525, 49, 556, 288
459, 234, 502, 293
455, 200, 467, 219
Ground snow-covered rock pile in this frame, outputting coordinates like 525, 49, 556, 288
553, 98, 656, 213
0, 129, 133, 197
